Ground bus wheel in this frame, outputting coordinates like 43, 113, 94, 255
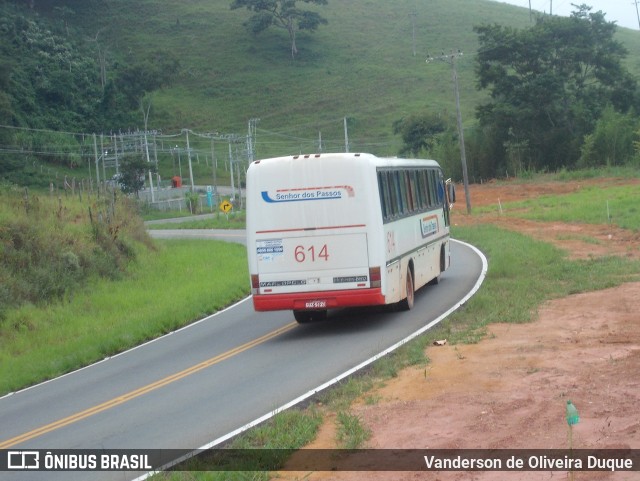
399, 269, 415, 311
429, 247, 445, 285
293, 309, 327, 323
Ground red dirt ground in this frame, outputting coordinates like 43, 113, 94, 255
276, 178, 640, 481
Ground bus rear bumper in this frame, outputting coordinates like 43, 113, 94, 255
252, 288, 385, 312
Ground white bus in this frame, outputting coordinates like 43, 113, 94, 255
246, 152, 455, 323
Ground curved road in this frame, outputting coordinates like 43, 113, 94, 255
0, 234, 486, 481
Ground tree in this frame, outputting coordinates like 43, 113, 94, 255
113, 52, 180, 110
392, 112, 449, 157
230, 0, 328, 58
97, 51, 179, 130
118, 154, 155, 198
474, 5, 638, 174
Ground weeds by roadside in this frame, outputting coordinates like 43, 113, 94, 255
335, 411, 371, 449
0, 183, 151, 321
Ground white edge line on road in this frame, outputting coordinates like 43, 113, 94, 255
133, 238, 489, 480
0, 297, 254, 402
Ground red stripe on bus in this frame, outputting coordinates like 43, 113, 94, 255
256, 224, 366, 234
252, 288, 385, 311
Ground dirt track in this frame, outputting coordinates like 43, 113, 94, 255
277, 178, 640, 481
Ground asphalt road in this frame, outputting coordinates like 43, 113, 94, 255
0, 236, 486, 481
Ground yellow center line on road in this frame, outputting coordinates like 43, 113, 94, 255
0, 321, 297, 449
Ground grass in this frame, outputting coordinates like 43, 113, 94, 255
141, 207, 199, 222
153, 409, 323, 480
552, 165, 640, 182
146, 212, 246, 230
335, 411, 372, 449
473, 170, 640, 231
449, 225, 640, 327
502, 184, 640, 230
0, 184, 153, 320
0, 239, 249, 394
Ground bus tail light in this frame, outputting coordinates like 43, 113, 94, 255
251, 274, 260, 294
369, 266, 381, 288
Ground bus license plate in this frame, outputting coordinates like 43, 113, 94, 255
305, 300, 327, 309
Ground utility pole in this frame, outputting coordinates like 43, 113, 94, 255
409, 11, 417, 56
211, 137, 217, 206
93, 133, 100, 185
343, 117, 350, 153
141, 100, 155, 203
113, 134, 119, 175
247, 118, 259, 162
229, 141, 235, 201
635, 0, 640, 30
183, 129, 195, 191
144, 130, 155, 203
426, 50, 472, 214
247, 120, 253, 163
100, 134, 106, 186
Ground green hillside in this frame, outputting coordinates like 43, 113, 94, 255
47, 0, 637, 158
3, 0, 640, 177
81, 0, 529, 156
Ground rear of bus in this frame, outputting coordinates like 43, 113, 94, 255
246, 153, 385, 323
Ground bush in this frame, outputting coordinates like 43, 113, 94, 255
184, 190, 200, 214
0, 184, 153, 320
578, 106, 638, 168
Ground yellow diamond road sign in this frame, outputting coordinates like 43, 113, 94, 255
219, 200, 233, 213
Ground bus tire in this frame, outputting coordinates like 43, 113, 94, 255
293, 309, 327, 323
429, 246, 446, 286
399, 267, 415, 311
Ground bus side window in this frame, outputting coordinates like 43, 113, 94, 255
377, 171, 388, 220
396, 171, 407, 216
405, 171, 414, 212
427, 169, 437, 207
415, 170, 425, 209
420, 170, 428, 209
388, 171, 399, 218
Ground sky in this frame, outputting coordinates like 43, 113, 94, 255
492, 0, 640, 30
